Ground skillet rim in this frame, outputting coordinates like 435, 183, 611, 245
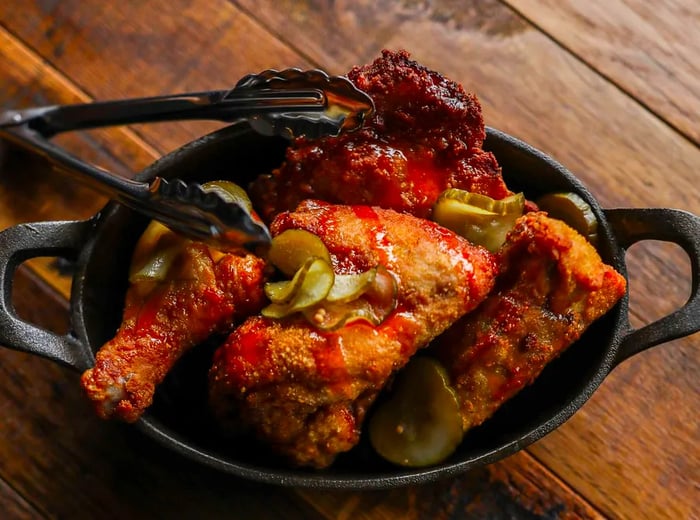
70, 123, 629, 489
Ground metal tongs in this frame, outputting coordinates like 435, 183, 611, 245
0, 69, 374, 250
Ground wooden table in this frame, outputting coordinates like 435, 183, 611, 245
0, 2, 697, 519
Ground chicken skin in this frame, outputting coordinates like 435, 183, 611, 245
250, 50, 511, 222
432, 212, 627, 433
208, 201, 498, 468
81, 230, 268, 423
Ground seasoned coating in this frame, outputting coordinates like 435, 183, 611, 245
250, 50, 511, 222
81, 242, 267, 422
208, 201, 498, 468
432, 213, 627, 432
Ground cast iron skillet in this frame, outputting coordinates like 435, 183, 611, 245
0, 123, 698, 488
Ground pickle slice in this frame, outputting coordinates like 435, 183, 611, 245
438, 189, 525, 214
264, 263, 310, 304
129, 221, 187, 282
432, 197, 498, 234
325, 268, 378, 302
303, 266, 398, 330
202, 180, 255, 212
263, 226, 397, 330
303, 299, 380, 330
536, 192, 598, 243
268, 229, 332, 277
369, 357, 463, 467
129, 245, 181, 283
433, 190, 525, 252
261, 257, 335, 318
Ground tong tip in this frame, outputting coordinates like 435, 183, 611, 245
151, 178, 271, 252
231, 68, 374, 139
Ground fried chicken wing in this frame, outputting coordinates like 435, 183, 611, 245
208, 201, 498, 468
432, 212, 627, 432
250, 50, 511, 222
81, 234, 268, 423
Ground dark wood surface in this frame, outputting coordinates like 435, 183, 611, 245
0, 2, 697, 519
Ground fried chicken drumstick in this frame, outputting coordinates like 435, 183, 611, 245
81, 228, 267, 422
208, 201, 498, 468
250, 50, 511, 222
432, 212, 627, 433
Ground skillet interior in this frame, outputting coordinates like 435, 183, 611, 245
73, 123, 628, 487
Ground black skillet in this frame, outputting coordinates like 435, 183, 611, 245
0, 122, 698, 489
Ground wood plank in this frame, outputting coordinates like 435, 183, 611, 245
0, 26, 159, 172
0, 267, 321, 520
1, 1, 698, 518
0, 478, 44, 520
503, 0, 700, 144
298, 452, 604, 519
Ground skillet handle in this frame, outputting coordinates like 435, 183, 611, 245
605, 208, 700, 365
0, 219, 95, 372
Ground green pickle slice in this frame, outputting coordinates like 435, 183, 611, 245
433, 190, 525, 252
262, 257, 335, 318
264, 262, 314, 304
129, 221, 188, 283
536, 192, 598, 243
202, 180, 255, 212
263, 228, 397, 328
268, 229, 333, 277
369, 357, 463, 467
325, 268, 378, 302
303, 265, 398, 330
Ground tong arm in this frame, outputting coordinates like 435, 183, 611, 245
0, 89, 327, 138
0, 125, 271, 249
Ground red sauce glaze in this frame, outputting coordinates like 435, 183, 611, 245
350, 205, 380, 222
312, 335, 350, 390
234, 319, 268, 370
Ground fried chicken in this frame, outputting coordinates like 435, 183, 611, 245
81, 233, 268, 423
250, 50, 511, 222
432, 212, 627, 433
208, 201, 498, 468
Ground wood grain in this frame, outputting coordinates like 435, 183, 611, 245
299, 452, 604, 519
0, 0, 697, 518
0, 478, 43, 520
504, 0, 700, 144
